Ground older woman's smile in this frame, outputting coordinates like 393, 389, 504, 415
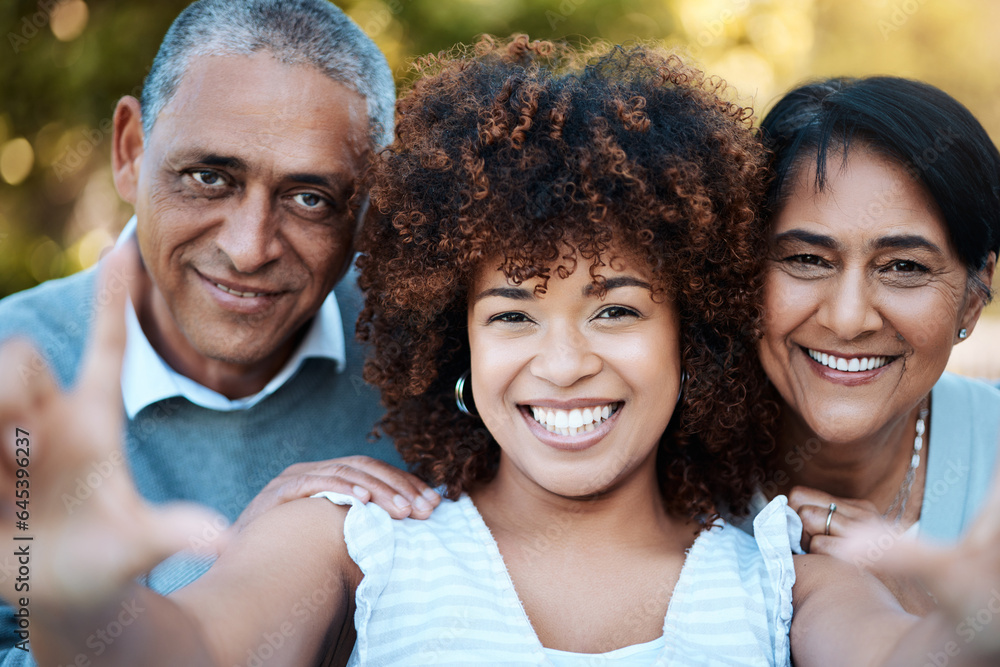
802, 347, 895, 373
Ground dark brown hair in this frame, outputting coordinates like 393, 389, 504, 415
358, 36, 775, 522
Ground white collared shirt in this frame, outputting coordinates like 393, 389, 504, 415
116, 216, 346, 418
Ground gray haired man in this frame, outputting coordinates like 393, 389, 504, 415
0, 1, 436, 662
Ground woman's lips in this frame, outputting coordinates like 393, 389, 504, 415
799, 345, 898, 386
519, 402, 623, 451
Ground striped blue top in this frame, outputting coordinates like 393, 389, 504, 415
316, 492, 800, 665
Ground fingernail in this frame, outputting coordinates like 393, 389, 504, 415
413, 495, 431, 512
422, 488, 440, 501
393, 494, 410, 509
352, 485, 370, 500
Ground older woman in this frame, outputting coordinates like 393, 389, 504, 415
756, 76, 1000, 612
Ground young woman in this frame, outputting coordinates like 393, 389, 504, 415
9, 38, 1000, 666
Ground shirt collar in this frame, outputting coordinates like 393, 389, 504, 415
117, 216, 346, 418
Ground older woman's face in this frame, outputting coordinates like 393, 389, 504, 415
467, 251, 681, 499
759, 150, 987, 443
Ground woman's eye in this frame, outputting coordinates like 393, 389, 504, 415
595, 306, 639, 320
785, 254, 827, 267
190, 170, 225, 187
489, 312, 531, 324
885, 260, 927, 273
291, 192, 329, 210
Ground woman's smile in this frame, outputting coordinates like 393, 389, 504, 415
519, 401, 624, 451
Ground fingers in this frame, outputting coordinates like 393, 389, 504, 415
79, 240, 140, 409
283, 465, 434, 520
284, 457, 440, 519
336, 455, 441, 512
787, 485, 876, 515
52, 501, 231, 608
789, 486, 884, 551
0, 338, 58, 417
147, 502, 232, 561
838, 524, 951, 583
963, 435, 1000, 545
0, 339, 58, 474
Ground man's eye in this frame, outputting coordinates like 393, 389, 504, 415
291, 192, 329, 209
190, 170, 225, 186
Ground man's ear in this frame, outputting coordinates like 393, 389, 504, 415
957, 251, 997, 343
112, 96, 145, 205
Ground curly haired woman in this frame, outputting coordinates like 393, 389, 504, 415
17, 37, 1000, 667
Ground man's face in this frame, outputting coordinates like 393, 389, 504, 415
121, 52, 368, 367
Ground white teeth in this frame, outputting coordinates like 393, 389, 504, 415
805, 348, 892, 373
215, 282, 263, 298
529, 402, 619, 436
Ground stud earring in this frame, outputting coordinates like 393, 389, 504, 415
455, 369, 477, 416
958, 328, 968, 339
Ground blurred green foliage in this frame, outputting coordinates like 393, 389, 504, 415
2, 0, 1000, 307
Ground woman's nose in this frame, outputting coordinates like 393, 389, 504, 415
528, 323, 602, 387
815, 270, 884, 341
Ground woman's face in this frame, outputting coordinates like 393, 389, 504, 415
759, 149, 988, 443
467, 250, 681, 499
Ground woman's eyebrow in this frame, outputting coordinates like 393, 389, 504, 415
473, 286, 533, 303
583, 276, 652, 295
772, 229, 839, 249
868, 234, 943, 255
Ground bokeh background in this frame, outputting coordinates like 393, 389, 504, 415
1, 0, 997, 377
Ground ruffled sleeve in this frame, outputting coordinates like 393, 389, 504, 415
752, 495, 803, 666
312, 492, 394, 666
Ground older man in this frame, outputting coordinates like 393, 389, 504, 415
0, 1, 434, 662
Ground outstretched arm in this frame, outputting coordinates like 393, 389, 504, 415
34, 498, 358, 667
793, 444, 1000, 667
0, 244, 357, 665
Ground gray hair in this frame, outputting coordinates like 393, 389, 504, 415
140, 0, 395, 150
